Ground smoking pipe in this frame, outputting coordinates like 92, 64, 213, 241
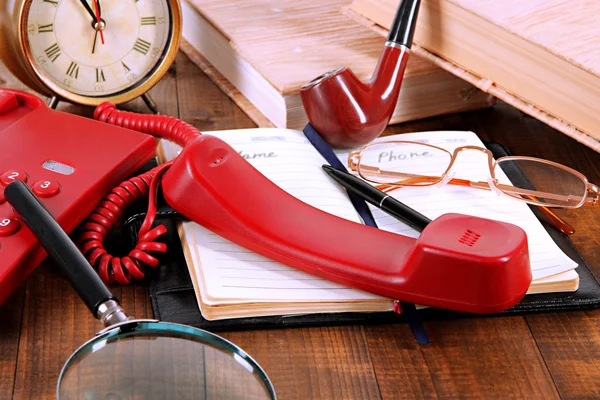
301, 0, 421, 148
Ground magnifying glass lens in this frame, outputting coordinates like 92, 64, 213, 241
58, 323, 274, 400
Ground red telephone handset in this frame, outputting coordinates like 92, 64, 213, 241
163, 135, 531, 313
82, 104, 532, 314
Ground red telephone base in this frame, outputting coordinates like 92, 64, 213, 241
0, 89, 156, 305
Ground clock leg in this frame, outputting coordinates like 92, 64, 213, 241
48, 96, 60, 110
141, 93, 159, 114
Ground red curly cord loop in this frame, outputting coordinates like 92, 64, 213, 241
94, 102, 201, 147
78, 103, 202, 285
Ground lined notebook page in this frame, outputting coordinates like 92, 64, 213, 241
336, 131, 578, 280
159, 129, 386, 304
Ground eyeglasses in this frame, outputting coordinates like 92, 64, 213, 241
348, 141, 599, 235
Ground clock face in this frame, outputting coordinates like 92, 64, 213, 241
23, 0, 172, 98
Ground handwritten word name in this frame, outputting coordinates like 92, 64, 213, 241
239, 150, 277, 159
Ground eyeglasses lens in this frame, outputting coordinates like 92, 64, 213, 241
494, 159, 587, 208
358, 142, 451, 185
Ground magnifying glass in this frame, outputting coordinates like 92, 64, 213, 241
5, 181, 277, 400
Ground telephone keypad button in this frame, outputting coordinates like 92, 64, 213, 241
0, 218, 20, 236
1, 170, 28, 186
32, 180, 60, 197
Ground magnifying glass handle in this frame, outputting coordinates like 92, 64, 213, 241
4, 181, 123, 321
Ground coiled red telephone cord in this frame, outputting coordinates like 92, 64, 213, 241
77, 103, 201, 285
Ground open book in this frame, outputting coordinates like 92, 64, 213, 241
158, 129, 578, 320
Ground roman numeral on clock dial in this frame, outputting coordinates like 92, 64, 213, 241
96, 68, 106, 83
66, 62, 79, 79
133, 38, 152, 55
141, 17, 156, 25
38, 23, 54, 33
44, 43, 61, 62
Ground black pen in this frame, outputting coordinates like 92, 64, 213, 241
322, 165, 432, 232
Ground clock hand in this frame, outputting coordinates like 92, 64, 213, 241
92, 30, 99, 54
93, 0, 105, 45
79, 0, 104, 53
77, 0, 97, 23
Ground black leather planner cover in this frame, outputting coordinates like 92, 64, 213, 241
125, 142, 600, 331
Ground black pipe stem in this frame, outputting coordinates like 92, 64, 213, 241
387, 0, 421, 48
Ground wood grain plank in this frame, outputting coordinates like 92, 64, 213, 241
366, 317, 560, 399
526, 311, 600, 399
175, 52, 256, 131
0, 287, 25, 399
124, 63, 180, 119
13, 265, 101, 399
221, 326, 382, 400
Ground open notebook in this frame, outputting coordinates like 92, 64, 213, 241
158, 129, 579, 320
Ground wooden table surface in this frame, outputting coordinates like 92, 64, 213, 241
1, 52, 600, 399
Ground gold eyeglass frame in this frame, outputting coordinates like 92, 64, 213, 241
348, 141, 599, 235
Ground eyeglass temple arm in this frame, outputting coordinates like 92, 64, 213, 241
367, 170, 576, 236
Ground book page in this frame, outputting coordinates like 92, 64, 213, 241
337, 131, 578, 281
159, 129, 386, 303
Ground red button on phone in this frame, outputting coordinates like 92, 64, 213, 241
0, 171, 28, 186
32, 180, 60, 197
0, 218, 20, 236
0, 189, 4, 204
